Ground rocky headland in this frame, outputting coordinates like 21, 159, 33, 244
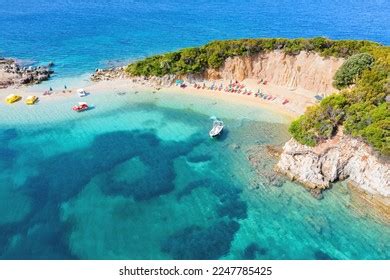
276, 130, 390, 198
0, 58, 53, 88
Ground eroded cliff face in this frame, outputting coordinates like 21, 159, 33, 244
205, 51, 344, 95
93, 50, 344, 96
276, 130, 390, 197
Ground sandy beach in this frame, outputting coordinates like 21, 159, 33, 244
0, 76, 320, 123
88, 78, 315, 118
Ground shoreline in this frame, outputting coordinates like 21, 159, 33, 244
0, 76, 294, 129
0, 75, 317, 121
89, 78, 302, 119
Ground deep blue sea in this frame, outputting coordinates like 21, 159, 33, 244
0, 0, 389, 260
1, 0, 389, 78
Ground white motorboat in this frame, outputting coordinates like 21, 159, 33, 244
209, 119, 224, 138
77, 88, 88, 97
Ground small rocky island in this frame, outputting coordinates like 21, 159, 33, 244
0, 58, 53, 88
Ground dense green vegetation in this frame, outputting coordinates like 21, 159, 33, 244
126, 37, 389, 156
289, 94, 348, 146
126, 37, 379, 77
333, 53, 374, 89
289, 45, 390, 156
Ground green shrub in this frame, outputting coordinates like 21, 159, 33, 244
289, 115, 317, 147
289, 94, 348, 145
343, 102, 375, 135
362, 119, 390, 155
333, 53, 375, 89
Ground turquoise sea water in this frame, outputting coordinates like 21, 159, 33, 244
0, 0, 390, 259
0, 90, 389, 260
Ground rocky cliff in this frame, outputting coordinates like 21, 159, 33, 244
205, 51, 344, 95
277, 130, 390, 198
92, 51, 344, 96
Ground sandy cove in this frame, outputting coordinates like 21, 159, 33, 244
92, 77, 316, 118
0, 76, 320, 121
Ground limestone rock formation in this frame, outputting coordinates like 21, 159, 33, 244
0, 58, 53, 88
277, 130, 390, 197
90, 66, 128, 81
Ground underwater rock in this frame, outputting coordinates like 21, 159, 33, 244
314, 250, 333, 260
0, 147, 18, 169
247, 145, 286, 188
217, 199, 247, 220
0, 222, 75, 260
177, 179, 248, 220
186, 154, 212, 163
101, 160, 175, 201
176, 179, 211, 200
229, 143, 241, 151
243, 243, 268, 259
0, 129, 18, 142
161, 220, 240, 260
304, 215, 330, 234
309, 188, 324, 200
